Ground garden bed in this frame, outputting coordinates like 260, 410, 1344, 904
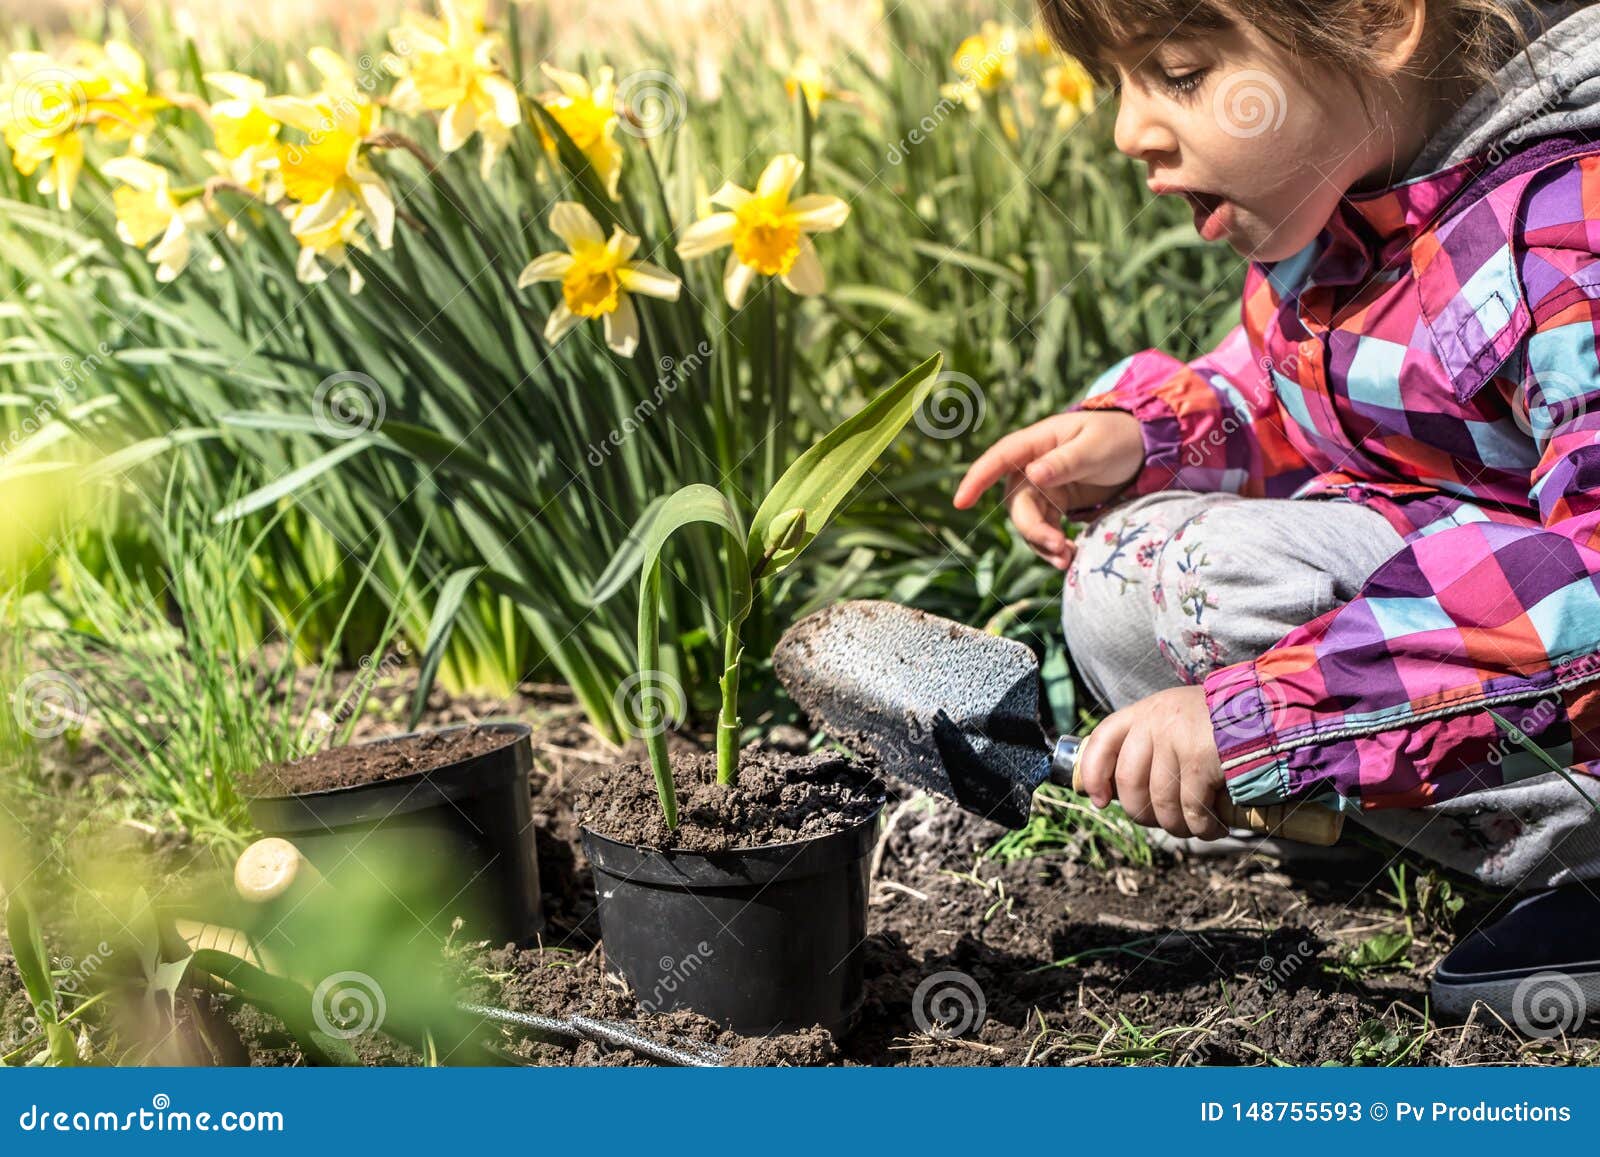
4, 675, 1596, 1067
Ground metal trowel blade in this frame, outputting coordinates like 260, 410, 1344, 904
772, 600, 1051, 829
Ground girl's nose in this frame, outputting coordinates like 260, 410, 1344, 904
1113, 92, 1178, 161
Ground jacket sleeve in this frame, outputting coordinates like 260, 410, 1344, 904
1205, 257, 1600, 810
1073, 287, 1318, 501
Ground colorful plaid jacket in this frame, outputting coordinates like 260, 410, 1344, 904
1076, 134, 1600, 812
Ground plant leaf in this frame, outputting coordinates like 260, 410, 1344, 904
627, 484, 749, 825
409, 566, 485, 728
747, 351, 942, 577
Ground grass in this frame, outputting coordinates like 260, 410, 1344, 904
23, 473, 412, 846
986, 784, 1152, 869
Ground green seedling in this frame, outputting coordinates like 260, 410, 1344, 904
599, 353, 943, 825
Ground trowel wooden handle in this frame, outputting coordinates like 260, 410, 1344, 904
1069, 766, 1344, 847
234, 837, 322, 905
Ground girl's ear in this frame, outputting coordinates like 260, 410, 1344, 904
1368, 0, 1429, 77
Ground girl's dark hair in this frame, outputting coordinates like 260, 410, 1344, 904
1036, 0, 1570, 90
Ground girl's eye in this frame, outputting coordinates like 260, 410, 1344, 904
1160, 67, 1208, 97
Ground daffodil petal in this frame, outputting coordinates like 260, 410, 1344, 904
549, 201, 604, 247
101, 156, 165, 190
604, 294, 640, 357
259, 96, 327, 134
355, 174, 396, 249
438, 99, 477, 152
617, 260, 681, 301
204, 71, 265, 101
606, 227, 641, 262
517, 251, 574, 286
755, 153, 803, 202
787, 193, 850, 233
480, 73, 522, 128
723, 252, 757, 309
780, 235, 825, 296
296, 245, 327, 284
540, 63, 591, 101
676, 212, 736, 259
707, 180, 753, 211
544, 301, 582, 345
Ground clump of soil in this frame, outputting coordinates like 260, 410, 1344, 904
486, 944, 840, 1066
573, 746, 881, 852
244, 725, 519, 797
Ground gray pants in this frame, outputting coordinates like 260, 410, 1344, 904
1061, 491, 1600, 890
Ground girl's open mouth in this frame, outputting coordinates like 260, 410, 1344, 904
1184, 191, 1233, 242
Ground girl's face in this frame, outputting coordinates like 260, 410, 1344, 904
1106, 21, 1428, 262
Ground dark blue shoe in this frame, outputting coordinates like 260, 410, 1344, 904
1432, 884, 1600, 1036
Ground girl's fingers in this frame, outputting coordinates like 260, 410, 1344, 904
954, 423, 1060, 508
1149, 747, 1188, 838
1113, 727, 1155, 826
1006, 484, 1070, 558
1078, 712, 1129, 808
1181, 762, 1229, 841
1024, 435, 1088, 490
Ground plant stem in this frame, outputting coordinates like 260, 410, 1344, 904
715, 575, 742, 787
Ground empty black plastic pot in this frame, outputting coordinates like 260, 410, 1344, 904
580, 800, 883, 1036
247, 723, 542, 944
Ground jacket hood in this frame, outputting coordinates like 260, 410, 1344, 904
1405, 2, 1600, 178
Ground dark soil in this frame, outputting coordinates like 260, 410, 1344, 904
243, 724, 519, 797
8, 668, 1600, 1068
572, 746, 881, 852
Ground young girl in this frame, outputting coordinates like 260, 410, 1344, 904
955, 0, 1600, 1022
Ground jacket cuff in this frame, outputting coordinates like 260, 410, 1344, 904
1068, 351, 1190, 512
1204, 659, 1294, 806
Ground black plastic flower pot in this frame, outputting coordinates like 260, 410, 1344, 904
246, 723, 542, 944
580, 800, 883, 1037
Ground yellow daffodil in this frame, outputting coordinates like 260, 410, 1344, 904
1021, 22, 1058, 58
294, 203, 372, 293
265, 49, 394, 257
939, 22, 1018, 111
102, 157, 203, 283
0, 42, 165, 209
1042, 56, 1096, 129
203, 71, 281, 196
536, 64, 622, 201
387, 0, 521, 178
517, 202, 681, 357
782, 55, 855, 117
675, 153, 848, 309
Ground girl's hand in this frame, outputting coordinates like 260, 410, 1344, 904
953, 411, 1144, 570
1077, 686, 1228, 840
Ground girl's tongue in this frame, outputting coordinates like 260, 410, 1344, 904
1185, 191, 1232, 242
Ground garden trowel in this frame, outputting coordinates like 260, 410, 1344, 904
773, 599, 1342, 845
